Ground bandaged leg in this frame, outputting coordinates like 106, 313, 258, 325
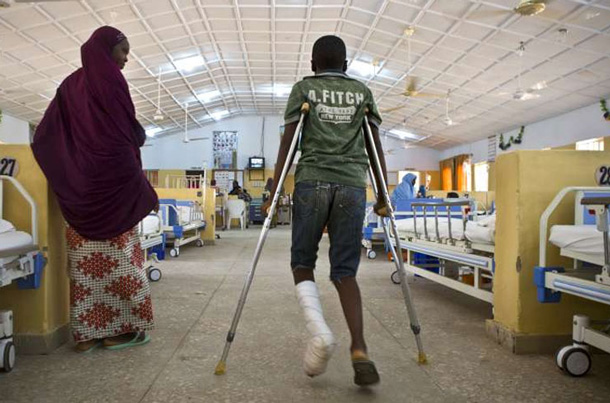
295, 280, 336, 377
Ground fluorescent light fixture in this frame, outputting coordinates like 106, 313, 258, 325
210, 110, 229, 121
173, 55, 205, 73
197, 90, 221, 103
348, 60, 374, 78
274, 84, 292, 97
389, 129, 424, 142
146, 127, 163, 137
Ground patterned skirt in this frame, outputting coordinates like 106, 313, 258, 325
67, 226, 154, 342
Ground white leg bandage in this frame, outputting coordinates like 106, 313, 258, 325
295, 281, 336, 377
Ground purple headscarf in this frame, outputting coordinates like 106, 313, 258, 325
32, 26, 158, 240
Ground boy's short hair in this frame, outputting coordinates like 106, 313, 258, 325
312, 35, 346, 70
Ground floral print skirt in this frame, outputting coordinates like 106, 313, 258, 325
66, 226, 154, 342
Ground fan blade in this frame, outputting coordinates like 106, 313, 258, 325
381, 105, 408, 113
407, 77, 418, 93
189, 137, 210, 142
15, 0, 79, 2
412, 92, 446, 98
520, 92, 541, 100
467, 9, 513, 21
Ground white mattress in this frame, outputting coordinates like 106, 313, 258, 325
395, 217, 466, 240
0, 231, 34, 251
465, 214, 496, 245
0, 219, 15, 234
550, 225, 604, 259
0, 220, 34, 266
142, 215, 161, 235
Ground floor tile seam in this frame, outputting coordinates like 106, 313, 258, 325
137, 258, 239, 402
362, 300, 450, 397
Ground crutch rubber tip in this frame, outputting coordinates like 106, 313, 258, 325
214, 361, 226, 375
301, 102, 310, 113
417, 352, 428, 365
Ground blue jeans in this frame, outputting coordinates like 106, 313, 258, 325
291, 181, 366, 282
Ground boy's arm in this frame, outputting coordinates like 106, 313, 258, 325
364, 122, 390, 216
263, 121, 298, 214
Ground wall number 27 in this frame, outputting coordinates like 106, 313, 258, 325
596, 166, 610, 186
0, 158, 19, 177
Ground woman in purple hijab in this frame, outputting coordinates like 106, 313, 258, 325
32, 26, 157, 353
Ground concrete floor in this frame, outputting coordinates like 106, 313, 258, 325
1, 227, 610, 402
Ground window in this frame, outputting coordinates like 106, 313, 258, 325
474, 162, 489, 192
144, 170, 159, 187
463, 159, 472, 192
576, 138, 604, 151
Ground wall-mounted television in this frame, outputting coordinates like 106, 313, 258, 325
249, 157, 265, 169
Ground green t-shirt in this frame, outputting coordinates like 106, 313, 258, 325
284, 71, 382, 189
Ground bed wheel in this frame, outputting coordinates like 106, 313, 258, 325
170, 248, 179, 258
391, 270, 401, 285
2, 341, 15, 372
367, 250, 377, 260
196, 239, 204, 247
558, 345, 591, 377
148, 268, 162, 282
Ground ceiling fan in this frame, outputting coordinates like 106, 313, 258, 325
0, 0, 78, 7
468, 0, 602, 22
382, 27, 445, 114
182, 103, 209, 143
497, 42, 546, 101
443, 90, 454, 127
468, 1, 553, 20
153, 68, 164, 122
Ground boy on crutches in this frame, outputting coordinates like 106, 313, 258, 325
263, 35, 389, 386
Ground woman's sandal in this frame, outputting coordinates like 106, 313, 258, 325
103, 332, 151, 351
75, 339, 102, 354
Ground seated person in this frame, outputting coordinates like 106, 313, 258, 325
416, 185, 427, 198
239, 188, 253, 203
264, 178, 273, 192
229, 180, 242, 195
391, 173, 417, 204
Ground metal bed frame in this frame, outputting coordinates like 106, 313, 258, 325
0, 175, 47, 373
138, 212, 165, 282
534, 187, 610, 377
389, 199, 495, 304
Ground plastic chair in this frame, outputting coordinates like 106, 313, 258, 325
226, 199, 246, 230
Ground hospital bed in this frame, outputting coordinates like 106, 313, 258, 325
139, 213, 165, 282
0, 175, 46, 372
388, 198, 495, 304
534, 187, 610, 377
159, 199, 206, 258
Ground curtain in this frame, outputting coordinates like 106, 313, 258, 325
439, 158, 454, 191
455, 154, 471, 191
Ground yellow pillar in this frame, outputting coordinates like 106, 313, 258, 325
489, 150, 610, 353
0, 145, 70, 353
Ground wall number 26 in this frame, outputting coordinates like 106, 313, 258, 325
0, 158, 19, 177
596, 166, 610, 186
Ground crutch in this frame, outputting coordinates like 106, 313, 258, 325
215, 102, 310, 375
363, 113, 427, 364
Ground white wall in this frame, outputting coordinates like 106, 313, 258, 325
141, 114, 441, 171
441, 102, 610, 163
0, 112, 30, 144
141, 115, 284, 170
